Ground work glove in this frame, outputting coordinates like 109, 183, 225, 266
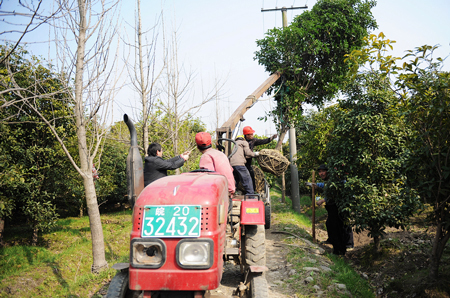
305, 182, 316, 187
254, 152, 260, 156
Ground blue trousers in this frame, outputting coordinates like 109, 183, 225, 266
232, 165, 254, 194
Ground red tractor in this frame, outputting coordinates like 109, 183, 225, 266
107, 74, 280, 298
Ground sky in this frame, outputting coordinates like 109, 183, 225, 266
131, 0, 450, 137
2, 0, 450, 138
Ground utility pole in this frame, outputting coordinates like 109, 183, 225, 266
261, 5, 307, 213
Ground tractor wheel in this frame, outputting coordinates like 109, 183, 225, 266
264, 204, 271, 230
106, 271, 142, 298
244, 225, 266, 266
249, 274, 269, 298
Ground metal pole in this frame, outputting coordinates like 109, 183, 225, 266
282, 7, 288, 28
289, 126, 301, 212
312, 170, 316, 243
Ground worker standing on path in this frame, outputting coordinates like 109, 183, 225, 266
229, 135, 259, 195
243, 126, 277, 190
307, 164, 354, 255
196, 132, 235, 212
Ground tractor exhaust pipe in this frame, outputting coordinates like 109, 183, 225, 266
124, 114, 144, 207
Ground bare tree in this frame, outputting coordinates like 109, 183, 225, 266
122, 0, 165, 156
158, 26, 225, 172
5, 0, 123, 272
0, 0, 61, 64
50, 0, 122, 273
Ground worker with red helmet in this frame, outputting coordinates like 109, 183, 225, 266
243, 125, 277, 191
196, 132, 235, 211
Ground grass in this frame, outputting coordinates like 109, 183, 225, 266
0, 210, 132, 298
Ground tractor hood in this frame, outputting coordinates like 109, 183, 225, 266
135, 172, 228, 207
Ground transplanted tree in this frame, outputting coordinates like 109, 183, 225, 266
398, 45, 450, 280
254, 0, 378, 126
47, 0, 121, 272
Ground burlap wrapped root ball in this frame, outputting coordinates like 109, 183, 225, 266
252, 165, 265, 193
237, 165, 265, 194
256, 149, 290, 176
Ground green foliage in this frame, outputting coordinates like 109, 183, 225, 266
143, 109, 207, 173
342, 34, 449, 278
397, 45, 450, 278
345, 32, 401, 78
295, 106, 340, 193
397, 45, 450, 210
326, 72, 421, 242
255, 0, 377, 127
95, 140, 128, 207
0, 45, 77, 237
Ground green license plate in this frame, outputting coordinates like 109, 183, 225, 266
141, 205, 201, 238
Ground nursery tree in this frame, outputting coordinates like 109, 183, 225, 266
0, 46, 76, 245
347, 33, 450, 278
326, 71, 420, 253
398, 45, 450, 280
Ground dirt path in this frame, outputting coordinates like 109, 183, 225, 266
208, 228, 295, 298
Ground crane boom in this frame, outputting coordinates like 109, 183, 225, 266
216, 71, 281, 153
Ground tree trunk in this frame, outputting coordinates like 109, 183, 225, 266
31, 227, 38, 246
373, 235, 381, 254
137, 0, 149, 156
0, 217, 5, 247
83, 170, 108, 272
74, 0, 107, 273
429, 222, 450, 280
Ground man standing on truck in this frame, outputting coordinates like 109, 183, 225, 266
196, 132, 235, 211
243, 125, 277, 191
229, 135, 259, 195
144, 142, 190, 187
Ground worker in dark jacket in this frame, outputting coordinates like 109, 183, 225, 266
143, 142, 190, 186
307, 164, 354, 255
243, 125, 277, 190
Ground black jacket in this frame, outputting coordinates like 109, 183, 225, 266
144, 155, 185, 186
245, 137, 272, 168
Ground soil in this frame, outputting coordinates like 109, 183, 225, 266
208, 229, 295, 298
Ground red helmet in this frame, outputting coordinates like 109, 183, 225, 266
243, 126, 255, 135
195, 132, 212, 148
